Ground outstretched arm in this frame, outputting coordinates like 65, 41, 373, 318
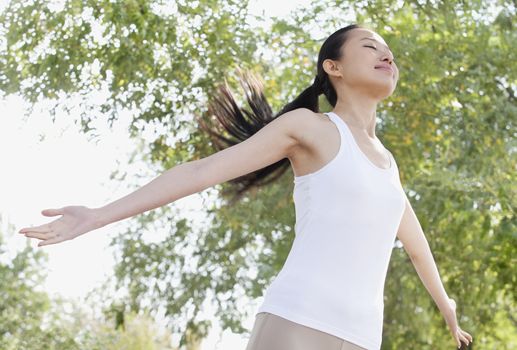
396, 193, 473, 348
19, 108, 308, 247
94, 107, 303, 227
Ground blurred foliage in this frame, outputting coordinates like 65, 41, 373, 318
1, 0, 516, 349
0, 217, 180, 349
0, 217, 56, 349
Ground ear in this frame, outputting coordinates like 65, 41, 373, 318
322, 58, 343, 78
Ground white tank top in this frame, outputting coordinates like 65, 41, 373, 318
256, 111, 406, 350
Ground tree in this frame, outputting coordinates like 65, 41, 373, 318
0, 217, 64, 350
0, 215, 178, 349
2, 0, 515, 348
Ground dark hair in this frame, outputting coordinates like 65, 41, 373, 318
196, 24, 364, 204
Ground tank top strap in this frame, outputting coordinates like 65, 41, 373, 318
323, 111, 355, 154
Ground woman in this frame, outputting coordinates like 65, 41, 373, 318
19, 24, 473, 349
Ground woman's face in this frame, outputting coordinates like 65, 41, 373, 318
326, 28, 399, 99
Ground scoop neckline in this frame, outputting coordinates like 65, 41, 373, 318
327, 111, 393, 172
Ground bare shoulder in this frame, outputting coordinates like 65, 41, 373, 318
277, 108, 326, 147
196, 108, 323, 189
275, 107, 317, 126
282, 109, 340, 177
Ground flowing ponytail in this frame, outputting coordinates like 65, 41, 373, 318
196, 24, 363, 204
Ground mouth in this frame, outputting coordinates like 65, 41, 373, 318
375, 67, 393, 75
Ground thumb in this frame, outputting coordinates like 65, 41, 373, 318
41, 208, 64, 216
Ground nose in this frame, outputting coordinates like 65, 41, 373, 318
380, 50, 394, 65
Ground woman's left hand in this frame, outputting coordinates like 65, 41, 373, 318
442, 297, 473, 348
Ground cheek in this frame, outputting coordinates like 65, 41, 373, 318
342, 56, 379, 80
344, 64, 372, 80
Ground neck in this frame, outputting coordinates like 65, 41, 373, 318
332, 93, 378, 139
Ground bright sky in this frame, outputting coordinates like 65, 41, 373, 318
0, 0, 316, 349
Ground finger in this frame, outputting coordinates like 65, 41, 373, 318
42, 208, 64, 216
460, 329, 472, 342
459, 328, 473, 343
19, 224, 52, 234
464, 330, 473, 342
453, 333, 462, 348
460, 335, 470, 346
461, 331, 472, 343
38, 236, 64, 247
24, 232, 53, 240
459, 334, 470, 347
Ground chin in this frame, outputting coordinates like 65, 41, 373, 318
378, 91, 395, 101
367, 82, 396, 100
347, 75, 396, 98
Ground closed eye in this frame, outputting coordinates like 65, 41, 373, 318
365, 45, 396, 62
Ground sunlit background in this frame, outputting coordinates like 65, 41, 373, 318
0, 0, 319, 349
0, 0, 517, 350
